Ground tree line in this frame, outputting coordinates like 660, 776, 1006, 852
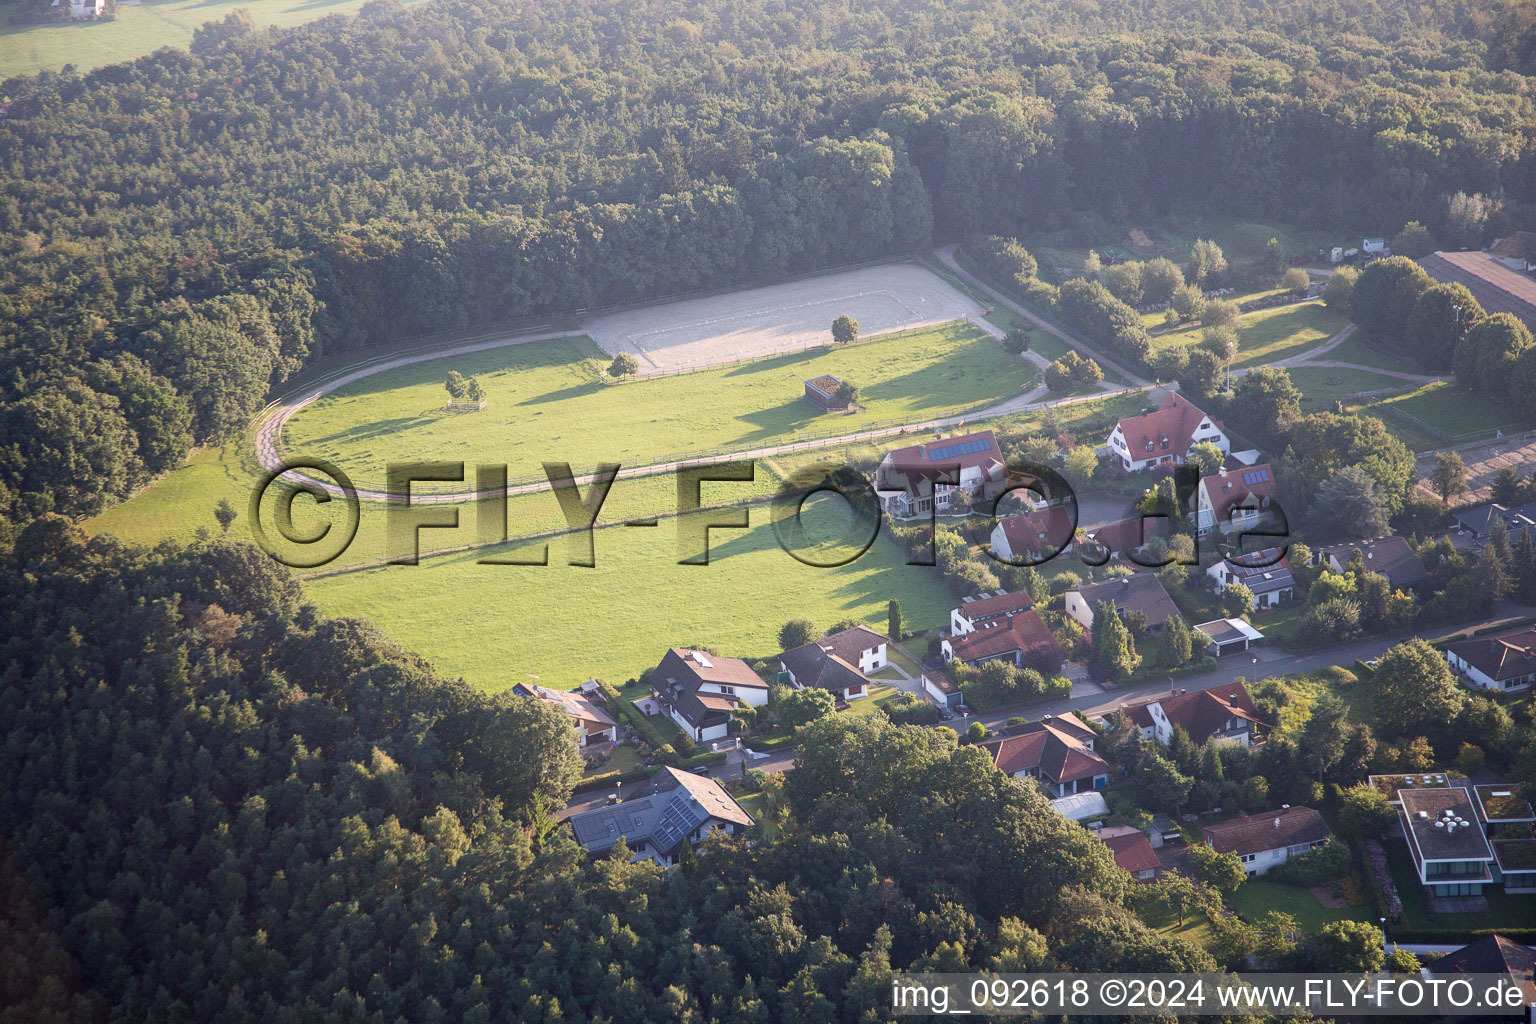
1, 521, 1220, 1021
4, 0, 1536, 532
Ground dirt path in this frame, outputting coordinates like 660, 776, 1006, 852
254, 321, 1138, 505
934, 243, 1153, 387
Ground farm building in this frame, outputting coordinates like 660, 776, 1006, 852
802, 374, 848, 411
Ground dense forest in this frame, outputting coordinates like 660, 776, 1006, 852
3, 0, 1536, 530
0, 519, 1225, 1021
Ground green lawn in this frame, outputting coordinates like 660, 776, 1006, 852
86, 443, 257, 547
1033, 215, 1336, 285
1232, 881, 1371, 932
983, 308, 1072, 364
1319, 330, 1407, 372
303, 507, 957, 691
1149, 301, 1345, 369
1144, 906, 1218, 951
0, 0, 431, 79
1384, 839, 1536, 932
283, 324, 1033, 490
1369, 381, 1523, 444
1287, 367, 1411, 413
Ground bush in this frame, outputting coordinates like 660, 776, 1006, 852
1056, 278, 1152, 364
608, 352, 639, 377
571, 768, 654, 794
884, 693, 940, 726
744, 767, 768, 792
594, 680, 673, 752
1269, 837, 1352, 886
968, 234, 1039, 290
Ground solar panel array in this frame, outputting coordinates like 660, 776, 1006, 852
925, 438, 991, 461
1241, 468, 1270, 486
652, 792, 706, 853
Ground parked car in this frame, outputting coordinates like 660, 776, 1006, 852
689, 766, 711, 776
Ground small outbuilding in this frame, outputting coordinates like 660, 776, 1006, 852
803, 375, 847, 411
1195, 617, 1264, 656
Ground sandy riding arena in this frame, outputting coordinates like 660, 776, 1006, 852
584, 263, 988, 373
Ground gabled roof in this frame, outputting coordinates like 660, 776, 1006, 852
1200, 463, 1276, 523
1315, 536, 1426, 587
814, 625, 889, 663
1446, 626, 1536, 683
515, 682, 618, 730
1070, 573, 1182, 629
982, 714, 1108, 784
1100, 825, 1161, 875
1219, 548, 1294, 595
1111, 392, 1220, 456
1149, 681, 1263, 744
1429, 934, 1536, 1007
946, 608, 1060, 666
1454, 501, 1536, 539
955, 589, 1034, 624
1088, 516, 1173, 554
1429, 934, 1536, 1009
566, 766, 753, 857
649, 648, 766, 730
995, 505, 1076, 558
779, 642, 871, 695
882, 430, 1004, 474
1121, 682, 1262, 741
1203, 805, 1329, 857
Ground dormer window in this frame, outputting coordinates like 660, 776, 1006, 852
1146, 441, 1155, 453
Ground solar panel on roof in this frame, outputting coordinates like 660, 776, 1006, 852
1241, 469, 1270, 486
926, 438, 991, 461
652, 792, 706, 852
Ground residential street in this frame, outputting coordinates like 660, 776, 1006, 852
965, 601, 1536, 735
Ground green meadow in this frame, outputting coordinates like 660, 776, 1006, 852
87, 318, 1154, 692
303, 500, 955, 690
1150, 300, 1346, 368
283, 325, 1034, 490
0, 0, 429, 80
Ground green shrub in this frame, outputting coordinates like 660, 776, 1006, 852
1269, 837, 1351, 886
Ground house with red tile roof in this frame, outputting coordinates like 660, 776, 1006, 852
1085, 515, 1175, 563
950, 589, 1036, 636
942, 607, 1063, 675
980, 714, 1110, 796
875, 430, 1008, 520
1102, 681, 1263, 749
1105, 392, 1229, 473
1100, 825, 1162, 882
1202, 806, 1329, 877
513, 682, 619, 747
1195, 463, 1279, 538
989, 504, 1077, 563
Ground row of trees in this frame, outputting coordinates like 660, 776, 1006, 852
9, 0, 1535, 532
